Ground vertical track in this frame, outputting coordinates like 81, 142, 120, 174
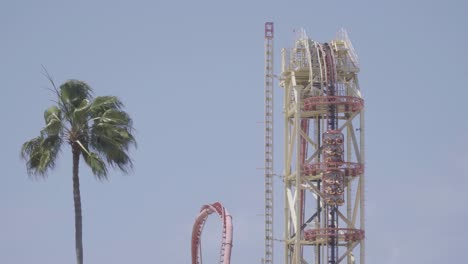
280, 29, 365, 264
324, 43, 338, 264
264, 22, 274, 264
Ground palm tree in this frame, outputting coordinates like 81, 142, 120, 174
21, 78, 136, 264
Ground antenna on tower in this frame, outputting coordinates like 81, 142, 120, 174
264, 21, 274, 264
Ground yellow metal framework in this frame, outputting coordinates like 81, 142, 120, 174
280, 29, 365, 264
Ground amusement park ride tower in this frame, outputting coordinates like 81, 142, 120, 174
191, 23, 366, 264
276, 25, 366, 264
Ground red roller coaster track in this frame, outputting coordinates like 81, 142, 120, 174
191, 202, 233, 264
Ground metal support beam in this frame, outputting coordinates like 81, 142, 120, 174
280, 30, 365, 264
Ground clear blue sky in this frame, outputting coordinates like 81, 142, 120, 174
1, 0, 467, 263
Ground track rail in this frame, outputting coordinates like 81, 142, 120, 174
191, 202, 233, 264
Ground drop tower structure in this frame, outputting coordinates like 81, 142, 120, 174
279, 29, 365, 264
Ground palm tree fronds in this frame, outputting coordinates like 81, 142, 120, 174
81, 151, 108, 179
72, 99, 91, 128
90, 137, 133, 172
42, 106, 64, 136
21, 136, 42, 160
107, 149, 132, 173
91, 122, 136, 150
101, 109, 133, 127
89, 112, 135, 174
89, 96, 124, 117
44, 106, 61, 123
23, 78, 136, 178
20, 135, 62, 176
59, 80, 93, 110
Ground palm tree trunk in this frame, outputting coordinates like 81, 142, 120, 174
72, 144, 84, 264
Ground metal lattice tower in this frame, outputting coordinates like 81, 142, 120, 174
264, 21, 274, 264
280, 29, 365, 264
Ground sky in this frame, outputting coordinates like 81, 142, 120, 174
1, 0, 468, 263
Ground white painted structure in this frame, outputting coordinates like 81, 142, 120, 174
279, 29, 365, 264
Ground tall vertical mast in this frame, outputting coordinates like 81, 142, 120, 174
264, 21, 274, 264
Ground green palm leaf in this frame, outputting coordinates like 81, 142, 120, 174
21, 134, 62, 176
89, 96, 123, 116
81, 151, 107, 179
60, 80, 92, 109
